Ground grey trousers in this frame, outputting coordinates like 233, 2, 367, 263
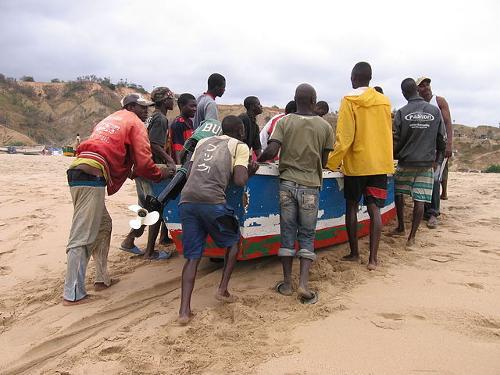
63, 185, 112, 301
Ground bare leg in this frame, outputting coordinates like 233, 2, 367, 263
159, 221, 173, 244
394, 194, 405, 233
121, 226, 145, 249
297, 258, 313, 298
179, 258, 201, 323
407, 200, 424, 246
144, 221, 161, 258
367, 203, 381, 269
440, 178, 448, 200
343, 200, 360, 260
279, 256, 294, 295
216, 243, 239, 300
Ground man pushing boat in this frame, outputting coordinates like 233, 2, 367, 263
258, 83, 334, 304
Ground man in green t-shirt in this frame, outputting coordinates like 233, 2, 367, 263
258, 83, 334, 304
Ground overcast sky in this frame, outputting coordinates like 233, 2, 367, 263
0, 0, 498, 126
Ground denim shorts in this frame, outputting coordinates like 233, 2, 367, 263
278, 180, 319, 261
179, 202, 240, 259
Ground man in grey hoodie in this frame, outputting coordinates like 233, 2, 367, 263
392, 78, 447, 248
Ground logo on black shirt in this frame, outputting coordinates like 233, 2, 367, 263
405, 112, 434, 121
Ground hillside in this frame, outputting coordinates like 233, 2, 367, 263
0, 77, 498, 170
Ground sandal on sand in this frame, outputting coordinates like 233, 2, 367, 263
119, 245, 144, 255
274, 281, 293, 296
150, 250, 173, 261
215, 293, 238, 303
299, 290, 319, 305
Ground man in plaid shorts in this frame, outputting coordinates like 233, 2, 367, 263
393, 78, 447, 248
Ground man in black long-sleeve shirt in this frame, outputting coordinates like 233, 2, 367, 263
392, 78, 447, 248
239, 96, 263, 158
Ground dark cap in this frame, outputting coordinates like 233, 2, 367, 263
151, 87, 175, 103
121, 93, 154, 107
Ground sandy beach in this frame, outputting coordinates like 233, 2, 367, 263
0, 154, 499, 375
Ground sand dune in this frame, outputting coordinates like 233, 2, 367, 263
0, 154, 499, 374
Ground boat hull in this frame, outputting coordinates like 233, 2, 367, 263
152, 165, 395, 260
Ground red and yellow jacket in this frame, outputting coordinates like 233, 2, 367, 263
76, 109, 163, 195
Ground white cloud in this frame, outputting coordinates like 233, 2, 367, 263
0, 0, 498, 126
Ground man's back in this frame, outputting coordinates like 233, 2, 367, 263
270, 114, 333, 187
193, 94, 218, 129
328, 87, 393, 176
393, 96, 446, 167
181, 135, 249, 204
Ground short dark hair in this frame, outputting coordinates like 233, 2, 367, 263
401, 78, 417, 98
316, 101, 329, 112
352, 62, 372, 82
243, 96, 259, 110
221, 115, 243, 136
374, 86, 384, 94
177, 93, 196, 108
208, 73, 226, 90
285, 100, 296, 114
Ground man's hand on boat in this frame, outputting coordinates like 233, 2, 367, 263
248, 160, 259, 176
158, 164, 176, 179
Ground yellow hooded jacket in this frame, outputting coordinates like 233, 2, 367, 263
327, 87, 394, 176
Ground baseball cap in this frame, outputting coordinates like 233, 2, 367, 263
151, 87, 175, 103
121, 93, 154, 107
416, 77, 431, 86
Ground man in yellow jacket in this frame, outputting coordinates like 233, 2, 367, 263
327, 62, 394, 271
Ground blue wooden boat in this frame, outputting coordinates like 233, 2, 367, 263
152, 163, 395, 260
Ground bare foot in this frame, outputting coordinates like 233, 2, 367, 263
178, 312, 196, 325
440, 195, 448, 200
62, 295, 92, 306
94, 278, 120, 292
406, 237, 416, 250
427, 216, 438, 229
341, 253, 359, 262
367, 262, 377, 271
215, 290, 238, 303
388, 227, 405, 237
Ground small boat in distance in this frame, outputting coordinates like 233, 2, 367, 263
62, 146, 76, 157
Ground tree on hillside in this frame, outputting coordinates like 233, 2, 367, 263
51, 78, 61, 83
20, 76, 35, 82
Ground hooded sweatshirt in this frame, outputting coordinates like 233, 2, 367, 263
393, 95, 447, 167
76, 109, 163, 195
327, 87, 394, 176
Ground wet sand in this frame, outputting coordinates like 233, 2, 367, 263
0, 154, 499, 374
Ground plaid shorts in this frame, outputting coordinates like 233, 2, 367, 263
395, 166, 434, 203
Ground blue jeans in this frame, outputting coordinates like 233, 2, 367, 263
179, 202, 240, 260
278, 180, 319, 261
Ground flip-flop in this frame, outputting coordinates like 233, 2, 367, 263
274, 281, 293, 296
299, 290, 318, 305
150, 250, 172, 261
119, 245, 144, 255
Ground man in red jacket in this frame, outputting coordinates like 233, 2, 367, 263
63, 93, 171, 305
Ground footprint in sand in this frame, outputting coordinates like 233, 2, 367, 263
371, 313, 404, 330
99, 345, 124, 356
465, 282, 484, 289
0, 266, 12, 276
462, 240, 486, 248
480, 249, 500, 257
